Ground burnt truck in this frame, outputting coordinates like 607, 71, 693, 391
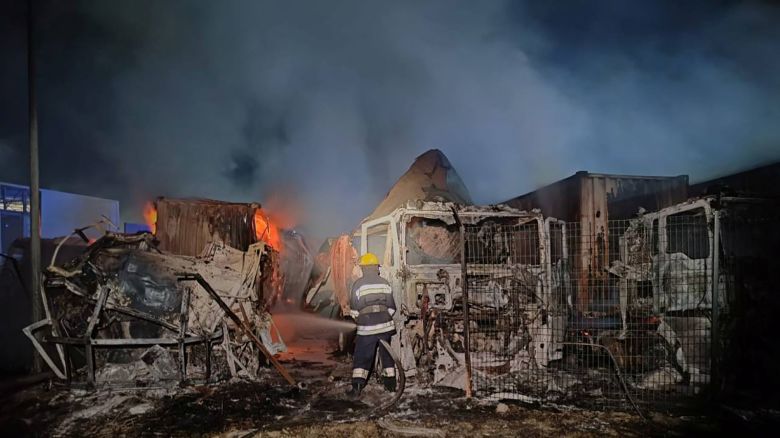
607, 194, 780, 393
356, 200, 570, 389
354, 194, 779, 400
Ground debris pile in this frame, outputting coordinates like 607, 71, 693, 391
25, 230, 292, 387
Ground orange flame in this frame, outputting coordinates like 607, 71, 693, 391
254, 208, 282, 251
143, 202, 157, 234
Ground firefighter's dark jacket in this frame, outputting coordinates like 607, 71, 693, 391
349, 266, 397, 336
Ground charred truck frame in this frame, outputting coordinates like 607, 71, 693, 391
609, 194, 780, 401
356, 193, 778, 408
357, 201, 569, 390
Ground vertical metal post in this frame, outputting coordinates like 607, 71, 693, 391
84, 286, 110, 385
178, 288, 191, 382
28, 0, 43, 373
451, 207, 473, 398
710, 211, 721, 396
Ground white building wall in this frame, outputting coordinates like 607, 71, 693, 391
40, 189, 120, 239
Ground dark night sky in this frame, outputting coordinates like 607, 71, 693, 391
1, 0, 779, 236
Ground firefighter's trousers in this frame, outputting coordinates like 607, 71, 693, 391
351, 331, 395, 382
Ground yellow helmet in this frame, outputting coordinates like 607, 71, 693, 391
359, 252, 380, 266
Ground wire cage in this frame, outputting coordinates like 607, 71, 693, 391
460, 204, 778, 409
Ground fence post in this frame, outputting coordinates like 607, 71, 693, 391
451, 207, 473, 398
710, 210, 721, 398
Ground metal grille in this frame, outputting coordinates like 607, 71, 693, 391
463, 219, 571, 403
462, 212, 731, 408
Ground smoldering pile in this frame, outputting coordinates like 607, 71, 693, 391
25, 197, 316, 388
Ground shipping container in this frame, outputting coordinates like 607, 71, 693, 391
153, 197, 259, 256
152, 197, 314, 304
503, 172, 689, 312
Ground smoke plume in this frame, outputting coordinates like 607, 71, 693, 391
0, 0, 778, 238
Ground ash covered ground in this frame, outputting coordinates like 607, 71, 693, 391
2, 333, 772, 438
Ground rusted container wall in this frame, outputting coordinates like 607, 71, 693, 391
504, 173, 581, 220
505, 172, 688, 312
579, 174, 688, 312
154, 198, 258, 256
601, 175, 690, 219
505, 172, 688, 220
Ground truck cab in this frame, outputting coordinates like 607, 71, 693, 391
357, 200, 568, 386
614, 195, 778, 388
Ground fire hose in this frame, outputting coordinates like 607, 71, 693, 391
370, 339, 406, 414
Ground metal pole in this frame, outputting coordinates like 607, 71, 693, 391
710, 210, 720, 397
177, 273, 296, 385
451, 207, 473, 398
28, 0, 43, 372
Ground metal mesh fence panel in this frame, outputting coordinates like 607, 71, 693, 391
463, 219, 584, 404
462, 211, 734, 409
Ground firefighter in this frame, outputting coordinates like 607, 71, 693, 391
346, 252, 397, 399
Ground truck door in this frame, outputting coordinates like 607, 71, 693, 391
360, 216, 401, 303
655, 202, 714, 313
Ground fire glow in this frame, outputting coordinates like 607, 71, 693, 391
254, 208, 282, 251
143, 202, 157, 234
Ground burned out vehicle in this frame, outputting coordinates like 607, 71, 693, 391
347, 193, 780, 403
607, 194, 780, 394
25, 229, 293, 387
356, 200, 570, 390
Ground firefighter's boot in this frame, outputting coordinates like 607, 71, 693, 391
383, 376, 397, 392
346, 378, 365, 399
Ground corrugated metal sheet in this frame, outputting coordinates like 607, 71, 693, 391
278, 230, 314, 303
153, 198, 314, 303
154, 198, 258, 256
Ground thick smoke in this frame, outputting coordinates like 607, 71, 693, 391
0, 0, 779, 238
